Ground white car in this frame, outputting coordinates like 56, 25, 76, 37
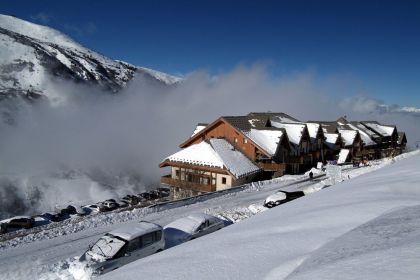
164, 213, 226, 248
264, 190, 305, 208
78, 221, 164, 275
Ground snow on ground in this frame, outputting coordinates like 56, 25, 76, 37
100, 151, 420, 280
0, 151, 417, 280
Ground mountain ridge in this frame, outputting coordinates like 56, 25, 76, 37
0, 14, 181, 100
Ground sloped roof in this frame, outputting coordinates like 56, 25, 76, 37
165, 141, 225, 168
163, 139, 260, 178
305, 122, 321, 142
191, 123, 208, 137
247, 112, 301, 123
244, 129, 284, 156
361, 122, 396, 137
398, 132, 407, 145
346, 122, 377, 146
209, 138, 261, 178
223, 115, 287, 157
270, 121, 306, 146
324, 133, 340, 149
338, 129, 358, 146
308, 121, 338, 133
337, 149, 350, 164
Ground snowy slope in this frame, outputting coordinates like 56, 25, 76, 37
102, 151, 420, 280
0, 14, 180, 99
0, 152, 417, 280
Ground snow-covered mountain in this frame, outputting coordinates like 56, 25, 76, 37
0, 14, 181, 99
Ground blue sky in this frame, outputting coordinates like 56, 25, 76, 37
2, 0, 419, 107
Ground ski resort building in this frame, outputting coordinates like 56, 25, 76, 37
160, 112, 406, 198
160, 138, 262, 199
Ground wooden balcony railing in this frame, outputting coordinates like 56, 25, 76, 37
160, 175, 215, 192
257, 162, 286, 171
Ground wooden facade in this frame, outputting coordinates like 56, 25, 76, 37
160, 113, 407, 199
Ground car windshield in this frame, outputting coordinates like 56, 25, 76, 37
87, 234, 126, 260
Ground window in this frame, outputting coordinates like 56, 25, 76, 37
243, 138, 248, 144
127, 238, 141, 252
222, 177, 227, 184
175, 170, 180, 177
234, 137, 238, 143
141, 232, 155, 247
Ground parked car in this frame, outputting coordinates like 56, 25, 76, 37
60, 205, 77, 215
121, 195, 139, 206
82, 204, 101, 214
76, 206, 89, 216
263, 190, 305, 208
98, 200, 119, 212
50, 212, 69, 222
0, 216, 35, 233
115, 199, 129, 208
137, 192, 151, 201
164, 213, 226, 248
156, 187, 170, 198
78, 221, 165, 275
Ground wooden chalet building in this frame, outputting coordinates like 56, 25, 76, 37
160, 138, 261, 199
160, 113, 407, 198
160, 112, 327, 198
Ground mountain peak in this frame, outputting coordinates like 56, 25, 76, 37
0, 14, 180, 100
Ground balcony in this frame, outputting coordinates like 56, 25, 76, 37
160, 175, 215, 192
257, 162, 286, 171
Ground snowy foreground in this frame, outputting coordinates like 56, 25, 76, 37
102, 151, 420, 280
0, 151, 419, 280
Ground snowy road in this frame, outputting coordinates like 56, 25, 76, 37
0, 159, 395, 280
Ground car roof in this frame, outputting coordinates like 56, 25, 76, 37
187, 213, 215, 223
164, 213, 219, 233
0, 216, 32, 224
109, 221, 162, 241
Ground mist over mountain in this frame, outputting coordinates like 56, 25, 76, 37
0, 14, 181, 218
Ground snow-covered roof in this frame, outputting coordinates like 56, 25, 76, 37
191, 124, 207, 137
346, 123, 377, 146
209, 139, 260, 178
325, 133, 339, 144
338, 129, 358, 146
305, 123, 321, 141
244, 129, 283, 156
165, 141, 225, 168
271, 122, 306, 145
362, 122, 395, 137
109, 221, 162, 241
164, 139, 260, 178
324, 133, 340, 149
337, 148, 350, 164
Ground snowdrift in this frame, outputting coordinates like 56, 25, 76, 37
102, 152, 420, 280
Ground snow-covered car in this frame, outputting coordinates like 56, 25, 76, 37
0, 216, 35, 233
78, 221, 164, 275
164, 213, 225, 248
121, 195, 139, 206
263, 190, 305, 208
98, 200, 119, 212
82, 204, 101, 214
